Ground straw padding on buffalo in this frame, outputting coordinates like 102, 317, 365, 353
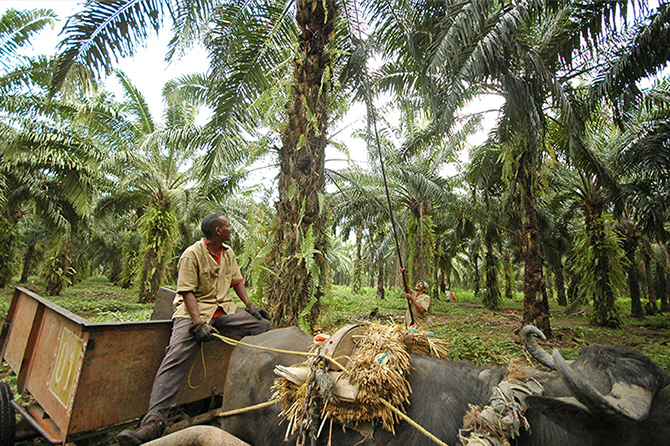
272, 323, 450, 436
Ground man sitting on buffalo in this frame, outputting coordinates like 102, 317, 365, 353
117, 213, 271, 446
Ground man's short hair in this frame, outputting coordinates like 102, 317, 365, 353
201, 214, 225, 237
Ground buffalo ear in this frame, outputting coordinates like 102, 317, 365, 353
527, 395, 600, 437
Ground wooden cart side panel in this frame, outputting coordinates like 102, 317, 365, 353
1, 291, 40, 382
68, 323, 235, 434
68, 323, 172, 434
23, 309, 88, 442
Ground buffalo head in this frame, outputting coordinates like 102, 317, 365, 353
521, 325, 670, 445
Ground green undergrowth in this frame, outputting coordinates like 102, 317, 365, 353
1, 279, 669, 372
0, 276, 154, 323
321, 285, 670, 372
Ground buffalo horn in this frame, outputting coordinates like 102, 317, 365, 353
552, 348, 652, 421
520, 325, 555, 369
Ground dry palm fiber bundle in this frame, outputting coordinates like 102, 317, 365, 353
335, 323, 412, 432
273, 373, 310, 434
272, 324, 453, 436
401, 329, 450, 359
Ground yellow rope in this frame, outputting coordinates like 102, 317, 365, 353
216, 399, 277, 417
212, 333, 350, 372
213, 333, 316, 357
210, 332, 449, 446
377, 397, 450, 446
166, 400, 279, 434
187, 343, 207, 389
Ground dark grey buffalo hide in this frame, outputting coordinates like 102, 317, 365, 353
217, 327, 670, 446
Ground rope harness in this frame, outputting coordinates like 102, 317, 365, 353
183, 330, 539, 446
459, 378, 544, 446
201, 327, 449, 446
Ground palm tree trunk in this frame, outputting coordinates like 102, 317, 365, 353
626, 250, 643, 317
582, 202, 619, 327
502, 251, 514, 300
623, 228, 643, 317
432, 237, 440, 301
659, 266, 670, 312
0, 213, 18, 288
267, 0, 336, 328
518, 162, 551, 336
352, 227, 363, 294
139, 247, 160, 303
137, 203, 177, 303
120, 232, 139, 289
408, 211, 434, 285
20, 243, 35, 283
376, 262, 385, 300
45, 242, 74, 296
472, 251, 480, 297
555, 263, 566, 306
567, 274, 579, 304
642, 252, 658, 314
483, 227, 499, 310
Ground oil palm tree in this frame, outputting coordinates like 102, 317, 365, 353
53, 0, 344, 325
365, 0, 660, 335
613, 77, 670, 314
0, 7, 57, 287
579, 4, 670, 317
0, 108, 110, 292
541, 183, 580, 307
546, 4, 670, 323
570, 171, 628, 327
331, 128, 463, 293
93, 70, 207, 302
0, 6, 116, 293
0, 93, 111, 294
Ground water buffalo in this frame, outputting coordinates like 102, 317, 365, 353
216, 326, 670, 446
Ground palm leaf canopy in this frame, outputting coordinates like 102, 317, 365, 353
51, 0, 217, 95
590, 3, 670, 112
0, 120, 106, 233
0, 8, 56, 70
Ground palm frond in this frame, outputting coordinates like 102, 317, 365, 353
0, 8, 57, 70
52, 0, 168, 95
590, 3, 670, 108
196, 0, 296, 178
0, 55, 52, 93
163, 73, 210, 107
115, 69, 156, 134
165, 0, 215, 61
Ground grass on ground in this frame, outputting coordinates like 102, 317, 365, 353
319, 283, 670, 372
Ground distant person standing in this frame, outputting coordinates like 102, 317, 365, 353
405, 280, 431, 330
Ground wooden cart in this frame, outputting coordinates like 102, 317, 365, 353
0, 287, 235, 445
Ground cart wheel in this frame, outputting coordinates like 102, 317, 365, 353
0, 382, 15, 446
